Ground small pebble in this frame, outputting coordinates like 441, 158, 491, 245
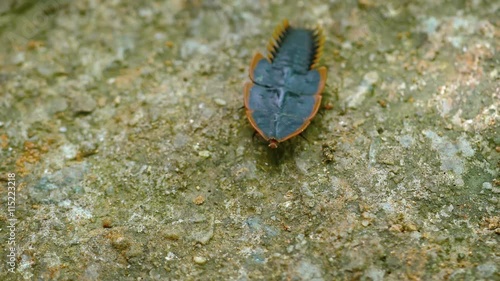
489, 69, 498, 79
61, 144, 78, 160
214, 98, 227, 106
12, 52, 25, 64
193, 256, 207, 265
482, 182, 492, 190
79, 141, 98, 157
37, 65, 57, 77
72, 94, 96, 114
363, 70, 379, 85
165, 252, 177, 261
404, 223, 418, 232
193, 195, 205, 205
198, 150, 210, 158
102, 218, 113, 228
97, 97, 107, 107
389, 224, 402, 232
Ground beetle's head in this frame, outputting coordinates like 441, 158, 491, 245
268, 139, 279, 149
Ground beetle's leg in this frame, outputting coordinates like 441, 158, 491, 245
252, 131, 258, 140
251, 131, 269, 146
298, 133, 310, 143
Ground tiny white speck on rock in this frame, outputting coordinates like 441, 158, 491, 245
214, 98, 227, 106
482, 182, 492, 190
193, 256, 207, 265
165, 252, 177, 261
198, 150, 210, 158
61, 144, 78, 160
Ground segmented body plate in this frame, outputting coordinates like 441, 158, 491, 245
244, 20, 327, 148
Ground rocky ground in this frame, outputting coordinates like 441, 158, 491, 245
0, 0, 498, 280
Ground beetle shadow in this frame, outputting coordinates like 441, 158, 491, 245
267, 143, 293, 166
254, 138, 299, 167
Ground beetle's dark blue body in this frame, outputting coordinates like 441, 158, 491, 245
244, 20, 327, 148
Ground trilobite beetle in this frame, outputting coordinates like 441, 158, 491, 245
243, 19, 327, 148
